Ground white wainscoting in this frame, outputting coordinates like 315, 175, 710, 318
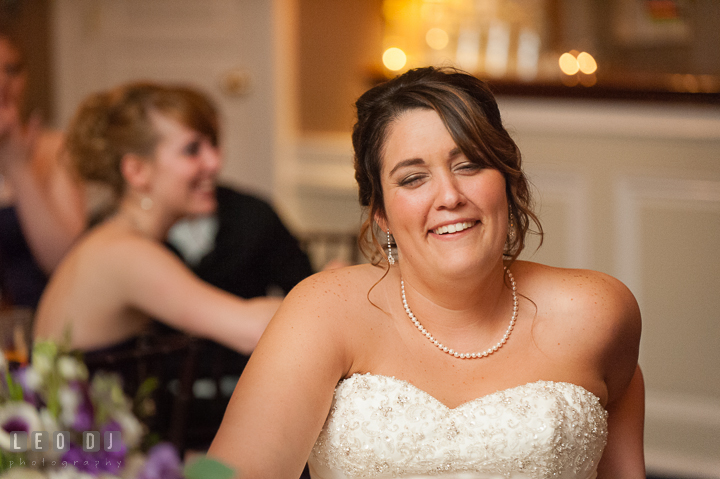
279, 99, 720, 477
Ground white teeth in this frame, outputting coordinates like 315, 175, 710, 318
433, 221, 475, 235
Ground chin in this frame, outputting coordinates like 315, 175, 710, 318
188, 199, 218, 216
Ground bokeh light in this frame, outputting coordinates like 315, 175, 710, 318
383, 47, 407, 71
577, 52, 597, 74
426, 28, 449, 50
559, 52, 579, 75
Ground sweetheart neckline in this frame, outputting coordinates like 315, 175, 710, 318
339, 372, 605, 411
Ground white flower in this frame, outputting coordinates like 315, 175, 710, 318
0, 468, 46, 478
57, 356, 88, 381
57, 386, 81, 428
36, 407, 63, 461
111, 410, 144, 449
47, 468, 97, 479
32, 353, 53, 376
23, 366, 43, 391
0, 401, 43, 450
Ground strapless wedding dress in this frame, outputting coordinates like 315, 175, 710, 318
309, 374, 607, 479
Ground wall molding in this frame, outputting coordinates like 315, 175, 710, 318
614, 176, 720, 302
525, 168, 591, 269
499, 98, 720, 140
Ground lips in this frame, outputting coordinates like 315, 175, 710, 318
431, 220, 477, 235
192, 178, 216, 193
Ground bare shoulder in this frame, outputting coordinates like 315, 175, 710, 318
68, 223, 187, 282
258, 263, 387, 361
515, 261, 640, 329
279, 263, 387, 319
514, 261, 641, 399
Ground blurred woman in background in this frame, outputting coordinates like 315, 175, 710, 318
0, 30, 85, 308
33, 82, 281, 356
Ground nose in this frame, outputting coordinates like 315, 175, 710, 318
434, 172, 465, 210
202, 144, 222, 173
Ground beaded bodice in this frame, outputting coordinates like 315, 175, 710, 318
308, 374, 608, 479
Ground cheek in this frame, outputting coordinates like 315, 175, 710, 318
385, 190, 430, 229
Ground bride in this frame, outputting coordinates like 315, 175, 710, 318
208, 67, 644, 478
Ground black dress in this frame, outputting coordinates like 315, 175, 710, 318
0, 205, 48, 309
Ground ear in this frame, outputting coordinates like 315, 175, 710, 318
120, 153, 153, 192
374, 211, 389, 232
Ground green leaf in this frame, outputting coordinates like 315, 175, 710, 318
5, 371, 23, 401
183, 456, 237, 479
136, 377, 159, 399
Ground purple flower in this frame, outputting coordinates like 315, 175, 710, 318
11, 367, 41, 406
2, 417, 29, 433
137, 443, 183, 479
59, 380, 94, 431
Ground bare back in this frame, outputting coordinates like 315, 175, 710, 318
34, 219, 162, 349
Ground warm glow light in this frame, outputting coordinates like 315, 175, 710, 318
383, 47, 407, 71
426, 28, 449, 50
559, 52, 579, 75
577, 52, 597, 74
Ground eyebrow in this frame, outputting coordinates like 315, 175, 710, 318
388, 158, 424, 176
387, 147, 463, 176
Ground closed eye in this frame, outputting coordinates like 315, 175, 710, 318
454, 162, 482, 174
183, 140, 202, 156
397, 173, 428, 187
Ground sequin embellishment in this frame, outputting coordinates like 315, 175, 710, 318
309, 374, 608, 479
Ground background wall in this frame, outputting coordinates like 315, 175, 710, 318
52, 0, 283, 201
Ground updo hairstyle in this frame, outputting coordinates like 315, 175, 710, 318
65, 82, 219, 200
352, 66, 541, 264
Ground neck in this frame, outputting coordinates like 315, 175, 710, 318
396, 259, 510, 327
114, 196, 177, 241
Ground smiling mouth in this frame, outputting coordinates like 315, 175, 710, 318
432, 221, 478, 235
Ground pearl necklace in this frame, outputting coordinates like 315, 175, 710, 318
400, 267, 518, 359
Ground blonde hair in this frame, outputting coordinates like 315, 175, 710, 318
66, 82, 219, 200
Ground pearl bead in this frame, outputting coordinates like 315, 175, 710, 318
400, 268, 518, 360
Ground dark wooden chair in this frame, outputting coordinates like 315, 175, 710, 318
83, 331, 200, 454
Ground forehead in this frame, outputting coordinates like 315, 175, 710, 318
150, 110, 195, 143
382, 108, 455, 172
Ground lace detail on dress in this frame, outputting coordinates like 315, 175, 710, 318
309, 374, 608, 479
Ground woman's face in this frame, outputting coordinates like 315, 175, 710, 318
145, 111, 221, 217
380, 108, 508, 279
0, 38, 26, 107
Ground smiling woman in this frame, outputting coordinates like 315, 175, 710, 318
32, 82, 282, 361
208, 67, 645, 479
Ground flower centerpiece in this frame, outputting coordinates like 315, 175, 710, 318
0, 340, 234, 479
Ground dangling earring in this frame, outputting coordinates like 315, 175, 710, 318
140, 197, 153, 211
507, 211, 516, 243
387, 230, 395, 265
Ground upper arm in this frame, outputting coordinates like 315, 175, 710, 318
112, 238, 277, 353
597, 365, 646, 478
594, 273, 642, 404
208, 272, 353, 479
568, 272, 644, 477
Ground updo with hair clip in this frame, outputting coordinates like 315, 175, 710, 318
65, 82, 219, 204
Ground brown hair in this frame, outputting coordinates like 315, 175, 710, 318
65, 82, 219, 199
353, 66, 541, 264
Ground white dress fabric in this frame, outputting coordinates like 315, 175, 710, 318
309, 374, 608, 479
